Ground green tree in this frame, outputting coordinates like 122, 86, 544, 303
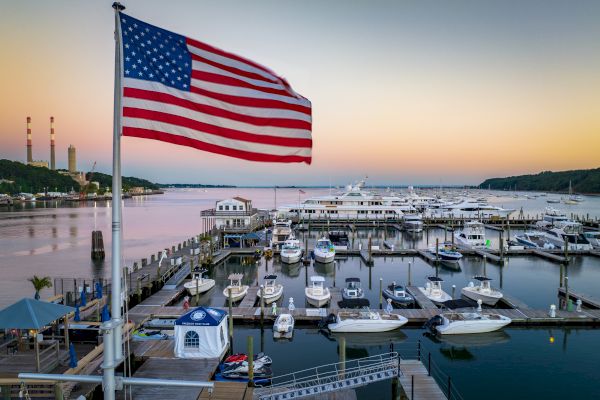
28, 275, 53, 300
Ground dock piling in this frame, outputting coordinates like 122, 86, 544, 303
408, 262, 412, 286
228, 288, 233, 354
260, 285, 265, 328
247, 336, 254, 386
339, 336, 346, 378
379, 278, 383, 309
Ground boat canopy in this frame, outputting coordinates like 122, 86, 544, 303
310, 276, 325, 282
427, 276, 444, 282
473, 276, 492, 281
345, 277, 361, 283
227, 273, 244, 281
264, 275, 278, 280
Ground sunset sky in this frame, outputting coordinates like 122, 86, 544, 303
1, 0, 599, 186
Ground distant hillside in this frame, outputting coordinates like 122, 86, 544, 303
0, 159, 80, 194
87, 172, 159, 191
480, 168, 600, 194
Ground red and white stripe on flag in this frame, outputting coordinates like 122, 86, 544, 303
119, 13, 312, 164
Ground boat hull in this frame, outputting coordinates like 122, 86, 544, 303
314, 251, 335, 264
417, 287, 452, 305
305, 288, 331, 307
329, 316, 408, 333
461, 287, 502, 306
184, 279, 216, 296
281, 251, 302, 264
257, 286, 283, 305
223, 286, 249, 303
382, 290, 414, 306
436, 317, 511, 335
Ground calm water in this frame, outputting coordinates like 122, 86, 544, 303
2, 189, 600, 399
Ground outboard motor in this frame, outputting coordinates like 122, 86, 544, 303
423, 315, 444, 333
318, 313, 337, 330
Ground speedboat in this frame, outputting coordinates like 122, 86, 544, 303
325, 309, 408, 333
273, 313, 294, 339
382, 282, 414, 307
280, 236, 303, 264
583, 231, 600, 249
461, 276, 503, 306
313, 237, 335, 263
305, 276, 331, 307
418, 277, 452, 305
257, 275, 283, 305
329, 231, 350, 250
428, 243, 462, 262
342, 277, 364, 300
424, 312, 511, 335
514, 231, 553, 249
223, 273, 249, 303
455, 221, 487, 249
538, 221, 592, 250
270, 219, 292, 249
402, 214, 423, 233
184, 268, 215, 296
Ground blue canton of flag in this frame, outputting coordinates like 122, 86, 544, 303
120, 14, 192, 91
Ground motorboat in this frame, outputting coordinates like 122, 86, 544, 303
425, 199, 515, 219
461, 276, 503, 306
257, 275, 283, 305
280, 236, 303, 264
184, 268, 215, 296
270, 219, 292, 249
514, 231, 554, 249
223, 273, 249, 303
329, 231, 350, 250
455, 221, 487, 249
382, 282, 414, 307
536, 207, 568, 228
424, 312, 511, 335
546, 199, 561, 204
305, 276, 331, 307
538, 221, 592, 250
418, 277, 452, 305
313, 237, 335, 263
428, 243, 462, 262
325, 309, 408, 333
219, 358, 273, 380
273, 313, 294, 339
583, 231, 600, 249
402, 214, 423, 233
342, 277, 364, 300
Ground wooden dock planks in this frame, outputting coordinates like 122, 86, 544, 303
198, 381, 253, 400
398, 359, 447, 400
405, 286, 439, 310
239, 286, 259, 308
558, 287, 600, 309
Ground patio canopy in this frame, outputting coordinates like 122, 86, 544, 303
0, 298, 75, 330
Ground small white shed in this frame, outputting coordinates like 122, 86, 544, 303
174, 307, 229, 359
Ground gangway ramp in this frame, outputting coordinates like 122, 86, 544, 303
254, 352, 399, 400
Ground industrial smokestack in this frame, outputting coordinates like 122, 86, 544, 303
26, 116, 32, 164
50, 116, 56, 170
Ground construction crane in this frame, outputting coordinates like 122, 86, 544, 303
79, 161, 97, 200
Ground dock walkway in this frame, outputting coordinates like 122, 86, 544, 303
405, 287, 438, 310
558, 287, 600, 309
398, 359, 447, 400
239, 286, 259, 308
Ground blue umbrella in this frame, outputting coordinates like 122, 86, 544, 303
80, 288, 87, 307
68, 343, 77, 368
95, 282, 103, 299
101, 305, 110, 322
74, 306, 80, 322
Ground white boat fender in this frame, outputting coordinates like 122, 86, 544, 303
576, 299, 582, 312
549, 304, 556, 318
385, 299, 393, 314
476, 299, 482, 313
288, 297, 295, 312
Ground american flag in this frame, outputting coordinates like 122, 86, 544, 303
119, 13, 312, 164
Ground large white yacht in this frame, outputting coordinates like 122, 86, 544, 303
270, 219, 292, 249
277, 179, 416, 221
455, 221, 487, 249
538, 221, 592, 250
425, 199, 515, 219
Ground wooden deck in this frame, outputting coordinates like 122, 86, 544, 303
198, 381, 253, 400
398, 359, 447, 400
558, 287, 600, 309
405, 286, 439, 310
531, 248, 567, 263
239, 286, 259, 308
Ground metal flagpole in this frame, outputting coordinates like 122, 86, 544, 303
103, 2, 125, 399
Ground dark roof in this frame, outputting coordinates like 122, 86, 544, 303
427, 276, 444, 282
233, 196, 250, 203
345, 277, 361, 282
473, 276, 492, 281
264, 275, 278, 280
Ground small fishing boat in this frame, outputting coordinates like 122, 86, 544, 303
382, 282, 414, 307
428, 244, 462, 262
184, 268, 215, 296
305, 276, 331, 307
223, 273, 249, 303
273, 313, 294, 339
280, 236, 303, 264
461, 276, 503, 306
418, 277, 452, 305
424, 312, 511, 335
313, 237, 336, 263
257, 275, 283, 305
342, 277, 364, 300
325, 309, 408, 333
